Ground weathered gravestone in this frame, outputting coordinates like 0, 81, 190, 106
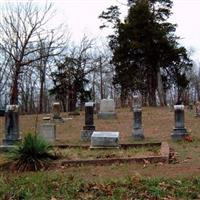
171, 105, 188, 140
39, 123, 56, 143
3, 105, 21, 145
91, 131, 119, 148
133, 95, 141, 108
132, 107, 144, 140
97, 99, 117, 119
80, 102, 95, 141
52, 102, 63, 122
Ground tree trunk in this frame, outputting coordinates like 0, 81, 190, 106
147, 74, 157, 106
68, 87, 77, 112
10, 65, 20, 105
99, 57, 104, 99
92, 70, 96, 101
39, 77, 44, 113
157, 68, 165, 106
120, 87, 127, 107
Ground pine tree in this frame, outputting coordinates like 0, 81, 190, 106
99, 0, 192, 105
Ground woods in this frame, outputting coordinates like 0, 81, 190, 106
0, 0, 198, 113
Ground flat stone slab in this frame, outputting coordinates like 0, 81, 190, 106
43, 117, 51, 121
91, 131, 119, 148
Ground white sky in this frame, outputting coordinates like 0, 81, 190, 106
54, 0, 200, 61
0, 0, 200, 61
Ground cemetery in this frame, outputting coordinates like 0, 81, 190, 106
0, 0, 200, 199
0, 102, 198, 169
0, 102, 200, 199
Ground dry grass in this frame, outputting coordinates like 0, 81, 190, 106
57, 146, 160, 160
0, 106, 197, 143
0, 106, 200, 178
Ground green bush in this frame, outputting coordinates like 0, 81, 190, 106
8, 133, 56, 171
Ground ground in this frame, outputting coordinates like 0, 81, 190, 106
0, 107, 200, 199
0, 106, 200, 179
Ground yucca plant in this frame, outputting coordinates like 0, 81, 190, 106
8, 133, 56, 171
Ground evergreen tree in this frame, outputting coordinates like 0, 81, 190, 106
49, 57, 91, 112
99, 0, 192, 106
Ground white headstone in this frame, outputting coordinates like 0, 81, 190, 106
39, 123, 56, 143
85, 102, 94, 107
91, 131, 119, 147
100, 99, 115, 113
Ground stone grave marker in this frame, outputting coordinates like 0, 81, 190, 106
91, 131, 119, 148
171, 105, 188, 140
132, 107, 144, 140
97, 99, 117, 119
39, 123, 56, 143
80, 102, 95, 141
52, 102, 63, 122
3, 105, 21, 145
133, 95, 141, 109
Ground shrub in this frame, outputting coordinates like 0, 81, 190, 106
8, 133, 56, 171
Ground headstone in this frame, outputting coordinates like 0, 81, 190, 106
97, 99, 117, 119
52, 102, 63, 122
39, 123, 56, 143
133, 95, 141, 108
80, 102, 95, 141
171, 105, 188, 140
91, 131, 119, 148
195, 101, 200, 117
132, 107, 144, 140
3, 105, 21, 145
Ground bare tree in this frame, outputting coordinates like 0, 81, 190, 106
0, 2, 65, 105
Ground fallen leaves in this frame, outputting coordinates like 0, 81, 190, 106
184, 135, 193, 142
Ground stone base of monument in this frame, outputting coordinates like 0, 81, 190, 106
39, 123, 56, 143
97, 112, 117, 119
2, 138, 22, 145
52, 116, 64, 123
90, 131, 119, 148
80, 130, 94, 141
171, 128, 188, 140
132, 128, 144, 140
80, 126, 95, 141
0, 145, 16, 152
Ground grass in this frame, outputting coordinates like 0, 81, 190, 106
0, 107, 200, 198
0, 172, 200, 199
59, 146, 160, 160
8, 133, 57, 171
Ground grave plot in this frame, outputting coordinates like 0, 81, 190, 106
53, 142, 170, 167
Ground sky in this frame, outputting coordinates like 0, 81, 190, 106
0, 0, 200, 61
53, 0, 200, 61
